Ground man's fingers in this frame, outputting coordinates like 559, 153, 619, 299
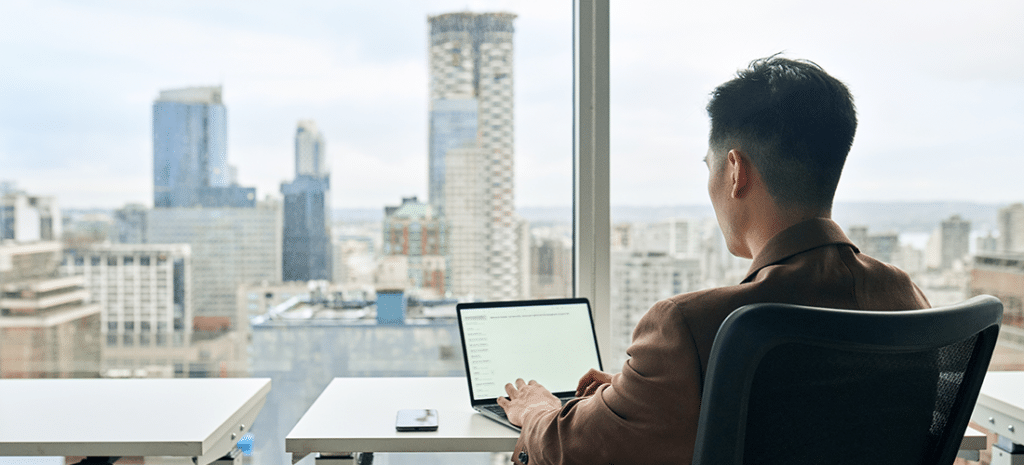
576, 368, 611, 396
528, 379, 539, 386
515, 378, 526, 389
497, 396, 509, 409
575, 368, 601, 394
505, 382, 516, 397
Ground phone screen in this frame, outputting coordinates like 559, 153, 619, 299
395, 409, 438, 431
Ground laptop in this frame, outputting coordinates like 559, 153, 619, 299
456, 297, 604, 431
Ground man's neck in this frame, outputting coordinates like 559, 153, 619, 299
745, 209, 830, 260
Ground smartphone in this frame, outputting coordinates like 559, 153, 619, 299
395, 409, 439, 432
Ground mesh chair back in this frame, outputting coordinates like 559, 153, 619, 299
692, 295, 1002, 465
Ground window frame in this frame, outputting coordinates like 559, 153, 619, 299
573, 0, 612, 367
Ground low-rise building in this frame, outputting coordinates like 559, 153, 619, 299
970, 252, 1024, 370
1, 241, 101, 377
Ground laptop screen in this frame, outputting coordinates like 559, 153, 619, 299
457, 298, 603, 402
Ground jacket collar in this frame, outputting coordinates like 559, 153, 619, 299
741, 218, 858, 283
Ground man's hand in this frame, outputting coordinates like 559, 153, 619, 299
575, 368, 612, 397
496, 378, 560, 427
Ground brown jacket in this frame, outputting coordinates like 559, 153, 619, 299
512, 218, 930, 464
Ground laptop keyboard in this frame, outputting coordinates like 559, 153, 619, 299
481, 404, 508, 418
481, 397, 573, 418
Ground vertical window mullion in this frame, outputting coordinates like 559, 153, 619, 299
574, 0, 611, 368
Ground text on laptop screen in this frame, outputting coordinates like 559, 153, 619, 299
460, 302, 601, 400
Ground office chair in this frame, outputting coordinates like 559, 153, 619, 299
692, 294, 1003, 465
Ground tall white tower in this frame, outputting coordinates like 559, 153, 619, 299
428, 12, 522, 300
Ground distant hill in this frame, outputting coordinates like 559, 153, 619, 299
335, 201, 1010, 233
830, 202, 1003, 233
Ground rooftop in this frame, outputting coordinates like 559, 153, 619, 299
157, 86, 223, 105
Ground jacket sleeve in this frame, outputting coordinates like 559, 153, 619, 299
511, 299, 704, 464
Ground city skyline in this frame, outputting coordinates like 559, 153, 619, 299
3, 5, 1022, 463
2, 1, 1022, 210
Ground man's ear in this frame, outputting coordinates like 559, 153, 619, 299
727, 149, 750, 199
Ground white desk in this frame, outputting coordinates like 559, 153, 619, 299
972, 371, 1024, 463
286, 377, 516, 462
0, 378, 271, 465
974, 371, 1024, 444
286, 377, 987, 463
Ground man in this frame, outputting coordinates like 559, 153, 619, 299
496, 55, 930, 464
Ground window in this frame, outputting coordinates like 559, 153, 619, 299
608, 1, 1024, 371
13, 6, 571, 464
13, 2, 1021, 464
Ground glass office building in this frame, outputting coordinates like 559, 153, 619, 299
152, 86, 231, 208
147, 201, 283, 331
428, 99, 477, 215
281, 175, 332, 282
281, 121, 332, 282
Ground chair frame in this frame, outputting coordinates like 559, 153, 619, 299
692, 294, 1003, 465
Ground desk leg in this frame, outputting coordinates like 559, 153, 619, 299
312, 453, 353, 464
313, 452, 373, 464
191, 445, 243, 465
958, 450, 981, 462
992, 436, 1024, 465
209, 446, 244, 464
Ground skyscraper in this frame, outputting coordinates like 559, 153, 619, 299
428, 12, 523, 300
999, 203, 1024, 253
295, 120, 328, 177
153, 86, 255, 208
941, 214, 971, 269
926, 214, 972, 270
281, 121, 332, 282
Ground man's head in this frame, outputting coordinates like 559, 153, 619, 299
704, 55, 857, 258
706, 55, 857, 214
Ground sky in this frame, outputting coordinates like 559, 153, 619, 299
1, 0, 1022, 210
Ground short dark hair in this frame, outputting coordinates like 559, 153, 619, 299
707, 55, 857, 211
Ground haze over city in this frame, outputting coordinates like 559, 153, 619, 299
2, 0, 1023, 209
3, 3, 1024, 465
